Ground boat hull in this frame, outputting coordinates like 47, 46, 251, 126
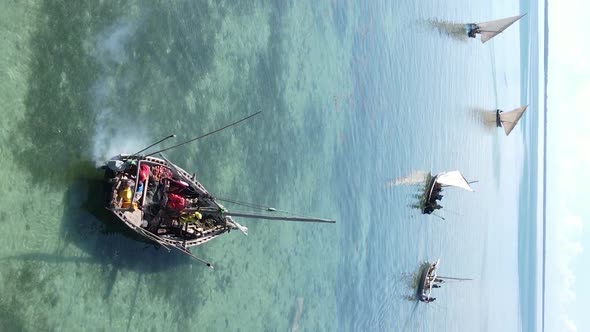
417, 259, 440, 302
416, 265, 430, 299
104, 154, 237, 250
465, 23, 479, 38
420, 173, 440, 214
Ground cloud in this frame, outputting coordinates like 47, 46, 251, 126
546, 213, 583, 332
564, 318, 578, 332
546, 1, 590, 331
549, 0, 590, 74
548, 1, 590, 201
548, 80, 590, 207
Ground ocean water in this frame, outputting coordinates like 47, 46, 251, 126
0, 0, 541, 331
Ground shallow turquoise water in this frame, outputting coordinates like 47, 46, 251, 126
0, 0, 540, 331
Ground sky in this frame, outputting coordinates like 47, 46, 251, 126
545, 0, 590, 331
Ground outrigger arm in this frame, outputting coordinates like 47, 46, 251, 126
136, 226, 214, 268
223, 211, 336, 223
190, 207, 336, 224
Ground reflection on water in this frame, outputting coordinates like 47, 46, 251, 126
400, 300, 422, 331
399, 262, 430, 330
474, 107, 499, 132
401, 261, 430, 290
425, 19, 470, 42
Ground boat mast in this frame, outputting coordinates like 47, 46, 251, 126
224, 211, 336, 224
135, 227, 214, 268
132, 134, 176, 156
436, 276, 472, 281
146, 111, 262, 156
440, 180, 478, 188
193, 207, 336, 224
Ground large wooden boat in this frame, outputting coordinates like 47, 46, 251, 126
102, 113, 335, 267
418, 171, 474, 215
466, 14, 526, 43
496, 105, 528, 136
104, 153, 335, 267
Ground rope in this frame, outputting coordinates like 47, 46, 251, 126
216, 197, 317, 219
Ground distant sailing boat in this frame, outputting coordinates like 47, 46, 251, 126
496, 105, 528, 136
417, 259, 440, 303
417, 259, 472, 303
417, 171, 475, 215
466, 14, 526, 43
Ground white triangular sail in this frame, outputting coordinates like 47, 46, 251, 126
499, 105, 528, 135
477, 14, 525, 43
435, 171, 474, 191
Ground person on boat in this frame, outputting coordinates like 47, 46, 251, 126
433, 183, 441, 193
430, 186, 442, 204
434, 278, 444, 283
180, 211, 203, 224
421, 296, 436, 303
432, 284, 441, 288
431, 195, 440, 206
434, 193, 443, 200
420, 294, 429, 302
467, 24, 480, 38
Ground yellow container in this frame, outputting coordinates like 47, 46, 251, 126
119, 187, 133, 203
121, 201, 138, 210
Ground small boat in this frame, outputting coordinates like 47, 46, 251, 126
418, 171, 474, 215
102, 113, 335, 267
496, 105, 528, 136
466, 14, 526, 43
417, 259, 440, 303
417, 259, 471, 303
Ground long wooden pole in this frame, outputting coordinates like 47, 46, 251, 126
223, 211, 336, 224
147, 111, 261, 156
192, 207, 336, 224
136, 227, 214, 268
173, 245, 214, 269
132, 134, 176, 156
436, 276, 472, 281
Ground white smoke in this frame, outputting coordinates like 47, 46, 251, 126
425, 19, 470, 42
96, 21, 136, 65
89, 20, 148, 165
386, 170, 429, 187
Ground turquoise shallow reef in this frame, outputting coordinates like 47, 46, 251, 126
0, 0, 541, 331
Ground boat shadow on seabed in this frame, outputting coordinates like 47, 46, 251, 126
10, 173, 191, 281
65, 175, 192, 270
